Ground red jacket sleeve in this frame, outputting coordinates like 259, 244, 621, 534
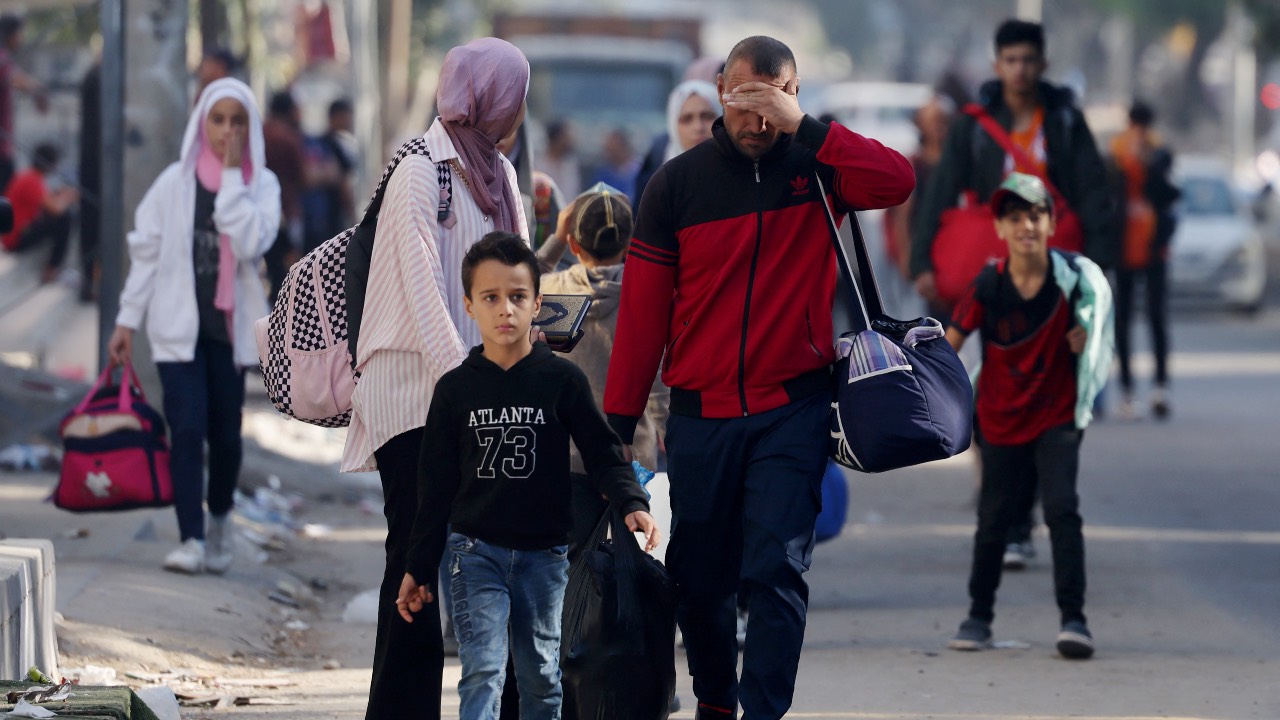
794, 116, 915, 211
604, 167, 678, 444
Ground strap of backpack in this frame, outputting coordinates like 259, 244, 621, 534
962, 103, 1068, 201
355, 138, 449, 230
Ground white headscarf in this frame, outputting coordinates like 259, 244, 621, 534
664, 80, 721, 163
180, 78, 267, 195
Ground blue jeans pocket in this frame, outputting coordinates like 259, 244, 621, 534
448, 532, 477, 553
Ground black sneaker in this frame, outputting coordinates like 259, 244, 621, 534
947, 618, 992, 651
1056, 620, 1095, 659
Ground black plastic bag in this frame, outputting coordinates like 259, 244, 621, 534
560, 506, 677, 720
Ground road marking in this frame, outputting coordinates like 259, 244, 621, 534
848, 523, 1280, 545
768, 707, 1218, 712
0, 483, 50, 501
1130, 351, 1280, 376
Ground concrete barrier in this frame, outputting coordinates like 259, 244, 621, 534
0, 555, 32, 680
0, 539, 56, 681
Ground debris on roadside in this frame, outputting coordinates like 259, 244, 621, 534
5, 681, 73, 705
59, 665, 119, 686
300, 523, 332, 539
341, 588, 380, 624
5, 697, 59, 718
134, 686, 180, 720
267, 579, 316, 610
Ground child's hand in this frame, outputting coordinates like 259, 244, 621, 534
555, 201, 577, 242
625, 510, 661, 553
395, 572, 432, 623
1066, 326, 1087, 354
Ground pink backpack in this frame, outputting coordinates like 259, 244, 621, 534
255, 139, 452, 426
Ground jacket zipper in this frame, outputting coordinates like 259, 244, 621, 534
739, 161, 763, 416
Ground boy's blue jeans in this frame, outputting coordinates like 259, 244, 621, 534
447, 532, 569, 720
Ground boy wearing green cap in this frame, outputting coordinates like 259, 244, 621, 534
943, 172, 1113, 659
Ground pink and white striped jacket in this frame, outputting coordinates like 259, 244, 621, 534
342, 120, 528, 472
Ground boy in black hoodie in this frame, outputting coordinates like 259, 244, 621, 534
397, 232, 659, 720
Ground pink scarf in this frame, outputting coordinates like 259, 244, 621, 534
196, 135, 254, 337
436, 38, 529, 234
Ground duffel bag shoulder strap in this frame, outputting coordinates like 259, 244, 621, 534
814, 172, 883, 332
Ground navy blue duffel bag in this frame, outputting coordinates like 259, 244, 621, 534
815, 175, 973, 473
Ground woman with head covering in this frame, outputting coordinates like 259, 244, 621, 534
107, 78, 280, 575
338, 37, 530, 720
633, 79, 720, 205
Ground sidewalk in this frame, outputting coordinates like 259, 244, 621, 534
0, 429, 376, 713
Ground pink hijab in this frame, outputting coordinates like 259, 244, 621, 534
436, 38, 529, 234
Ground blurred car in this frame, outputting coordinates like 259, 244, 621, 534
807, 82, 933, 156
1168, 157, 1268, 313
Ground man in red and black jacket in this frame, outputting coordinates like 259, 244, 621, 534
605, 36, 913, 720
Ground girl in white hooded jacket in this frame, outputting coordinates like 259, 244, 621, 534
107, 78, 281, 574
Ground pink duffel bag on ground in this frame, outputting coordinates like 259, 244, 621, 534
55, 362, 173, 512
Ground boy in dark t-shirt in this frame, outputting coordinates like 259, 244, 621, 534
396, 231, 659, 719
944, 173, 1104, 660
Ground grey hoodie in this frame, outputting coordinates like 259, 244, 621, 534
541, 262, 669, 472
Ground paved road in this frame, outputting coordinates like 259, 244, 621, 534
3, 304, 1278, 719
789, 306, 1280, 719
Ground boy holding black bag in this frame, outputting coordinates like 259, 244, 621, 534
396, 232, 659, 720
944, 173, 1112, 659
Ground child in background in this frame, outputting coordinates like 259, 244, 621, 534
944, 173, 1111, 660
107, 78, 280, 574
541, 182, 668, 472
397, 232, 659, 719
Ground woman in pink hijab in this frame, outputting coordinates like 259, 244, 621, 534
341, 38, 530, 720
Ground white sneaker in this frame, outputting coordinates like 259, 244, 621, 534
1002, 542, 1030, 570
1117, 394, 1139, 422
163, 538, 205, 574
205, 514, 233, 575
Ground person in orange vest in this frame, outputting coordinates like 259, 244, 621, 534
1108, 101, 1180, 420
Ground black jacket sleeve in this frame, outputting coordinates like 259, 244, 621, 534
1064, 108, 1117, 270
910, 115, 975, 278
405, 380, 462, 587
564, 366, 650, 518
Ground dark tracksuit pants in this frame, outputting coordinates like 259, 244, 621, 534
367, 427, 444, 720
665, 391, 829, 720
969, 423, 1087, 626
1115, 261, 1170, 392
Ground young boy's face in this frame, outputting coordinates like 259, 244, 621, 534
464, 259, 541, 349
994, 203, 1055, 258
